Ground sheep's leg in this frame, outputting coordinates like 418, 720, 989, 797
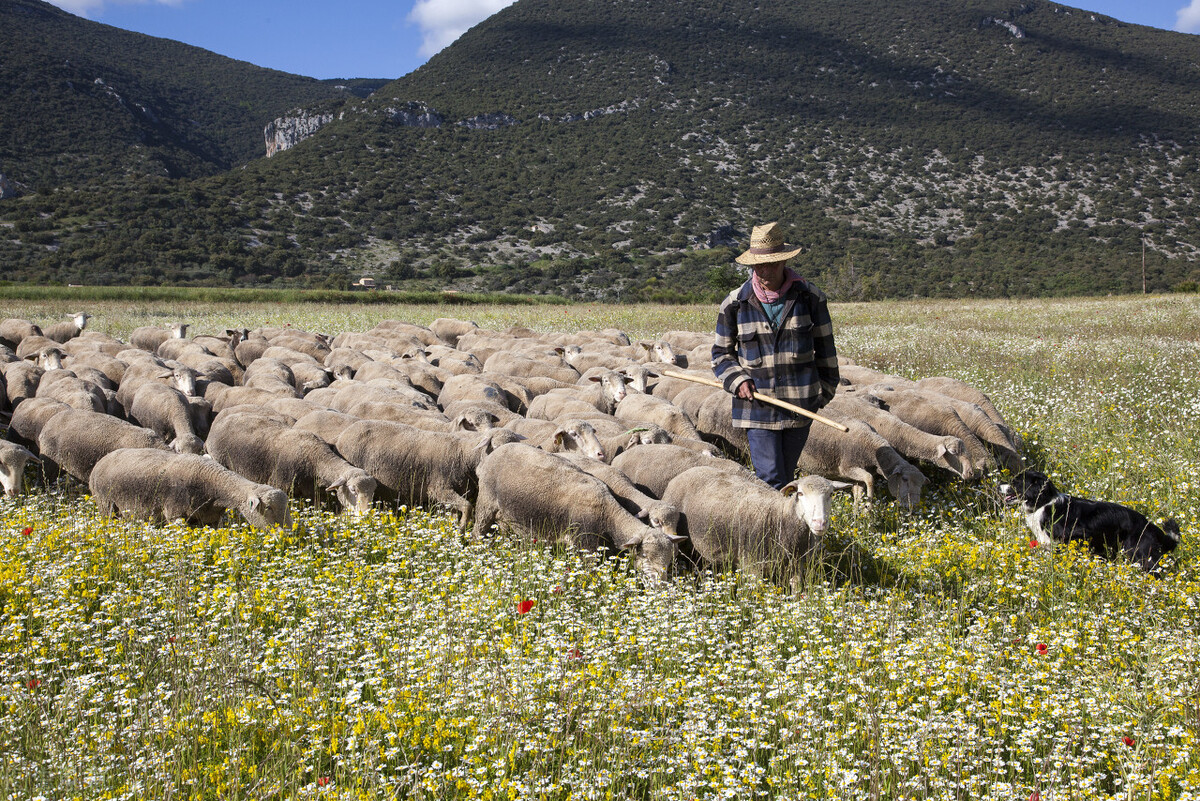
472, 491, 498, 541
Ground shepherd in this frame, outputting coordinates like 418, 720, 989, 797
711, 221, 840, 489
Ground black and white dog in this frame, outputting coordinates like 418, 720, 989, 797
999, 469, 1181, 572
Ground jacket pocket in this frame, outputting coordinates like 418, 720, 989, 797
737, 331, 764, 367
779, 323, 814, 365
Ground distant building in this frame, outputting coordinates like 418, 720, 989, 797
352, 276, 377, 289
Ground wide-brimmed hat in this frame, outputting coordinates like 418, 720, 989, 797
734, 222, 804, 265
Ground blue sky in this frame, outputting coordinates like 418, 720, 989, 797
46, 0, 1200, 81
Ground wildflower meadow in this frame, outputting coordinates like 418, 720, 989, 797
1, 294, 1199, 800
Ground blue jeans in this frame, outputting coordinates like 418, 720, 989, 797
747, 426, 811, 490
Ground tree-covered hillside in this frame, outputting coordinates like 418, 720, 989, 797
1, 0, 1198, 299
0, 0, 386, 189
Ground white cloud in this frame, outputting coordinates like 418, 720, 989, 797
408, 0, 516, 58
46, 0, 184, 18
1176, 0, 1200, 32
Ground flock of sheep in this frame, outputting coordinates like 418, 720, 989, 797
0, 312, 1023, 581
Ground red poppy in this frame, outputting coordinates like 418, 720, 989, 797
566, 647, 583, 661
551, 585, 564, 595
1036, 643, 1048, 655
1029, 539, 1038, 548
1123, 736, 1135, 747
1030, 792, 1041, 801
516, 600, 535, 615
21, 526, 32, 536
26, 679, 40, 690
167, 636, 177, 644
317, 776, 331, 787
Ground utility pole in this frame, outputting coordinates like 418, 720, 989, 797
1142, 235, 1147, 294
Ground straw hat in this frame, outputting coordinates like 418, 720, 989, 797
734, 222, 804, 265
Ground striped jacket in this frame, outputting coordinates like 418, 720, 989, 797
711, 278, 839, 429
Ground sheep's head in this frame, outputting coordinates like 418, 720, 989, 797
615, 523, 684, 582
172, 434, 205, 455
242, 487, 292, 531
0, 444, 38, 497
782, 475, 851, 536
330, 470, 377, 517
886, 465, 927, 510
555, 420, 606, 461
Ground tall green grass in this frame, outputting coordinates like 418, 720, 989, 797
1, 295, 1198, 800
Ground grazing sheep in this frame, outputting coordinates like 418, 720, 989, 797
336, 422, 520, 531
613, 392, 702, 440
823, 394, 974, 480
293, 409, 362, 446
555, 452, 683, 542
130, 323, 188, 353
855, 386, 1009, 474
43, 312, 91, 344
611, 444, 757, 498
0, 318, 42, 350
429, 317, 478, 347
504, 417, 607, 461
483, 351, 580, 384
207, 412, 377, 516
16, 335, 60, 361
797, 418, 927, 511
437, 373, 511, 410
661, 467, 849, 580
473, 443, 680, 580
526, 371, 629, 419
35, 373, 107, 413
424, 346, 484, 376
89, 448, 292, 530
440, 399, 521, 427
0, 441, 39, 496
128, 382, 206, 454
7, 398, 69, 453
116, 362, 199, 410
3, 360, 43, 408
37, 409, 170, 482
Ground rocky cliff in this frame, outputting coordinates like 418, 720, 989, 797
264, 111, 337, 157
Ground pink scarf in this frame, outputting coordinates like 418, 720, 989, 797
752, 266, 801, 304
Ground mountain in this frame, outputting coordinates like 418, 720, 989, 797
1, 0, 1199, 299
0, 0, 387, 190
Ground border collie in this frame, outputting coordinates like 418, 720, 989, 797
999, 469, 1181, 573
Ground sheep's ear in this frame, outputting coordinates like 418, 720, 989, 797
637, 341, 652, 352
327, 476, 347, 490
553, 346, 565, 355
612, 529, 644, 550
248, 495, 261, 512
829, 480, 854, 492
637, 508, 648, 519
623, 432, 641, 450
587, 375, 603, 383
780, 482, 799, 497
454, 414, 476, 432
553, 431, 566, 447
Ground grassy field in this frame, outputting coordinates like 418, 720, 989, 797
2, 295, 1199, 800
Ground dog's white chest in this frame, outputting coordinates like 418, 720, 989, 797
1026, 505, 1057, 546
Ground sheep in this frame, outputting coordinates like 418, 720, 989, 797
0, 441, 39, 496
504, 417, 607, 460
62, 349, 126, 386
292, 409, 362, 446
915, 376, 1023, 451
424, 346, 484, 376
116, 362, 199, 411
611, 444, 757, 498
429, 317, 478, 347
613, 392, 702, 440
440, 399, 521, 427
34, 373, 107, 413
128, 382, 206, 454
483, 350, 580, 384
89, 448, 292, 530
242, 357, 300, 395
7, 398, 69, 454
661, 467, 849, 581
37, 409, 170, 483
0, 318, 42, 350
335, 422, 521, 531
526, 371, 628, 419
207, 412, 377, 516
130, 323, 188, 353
42, 312, 91, 344
369, 320, 445, 348
473, 442, 680, 580
437, 373, 512, 411
823, 394, 975, 480
855, 386, 1012, 474
797, 418, 927, 511
554, 452, 683, 542
3, 360, 43, 408
16, 335, 60, 361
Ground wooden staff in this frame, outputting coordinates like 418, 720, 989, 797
657, 369, 850, 433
